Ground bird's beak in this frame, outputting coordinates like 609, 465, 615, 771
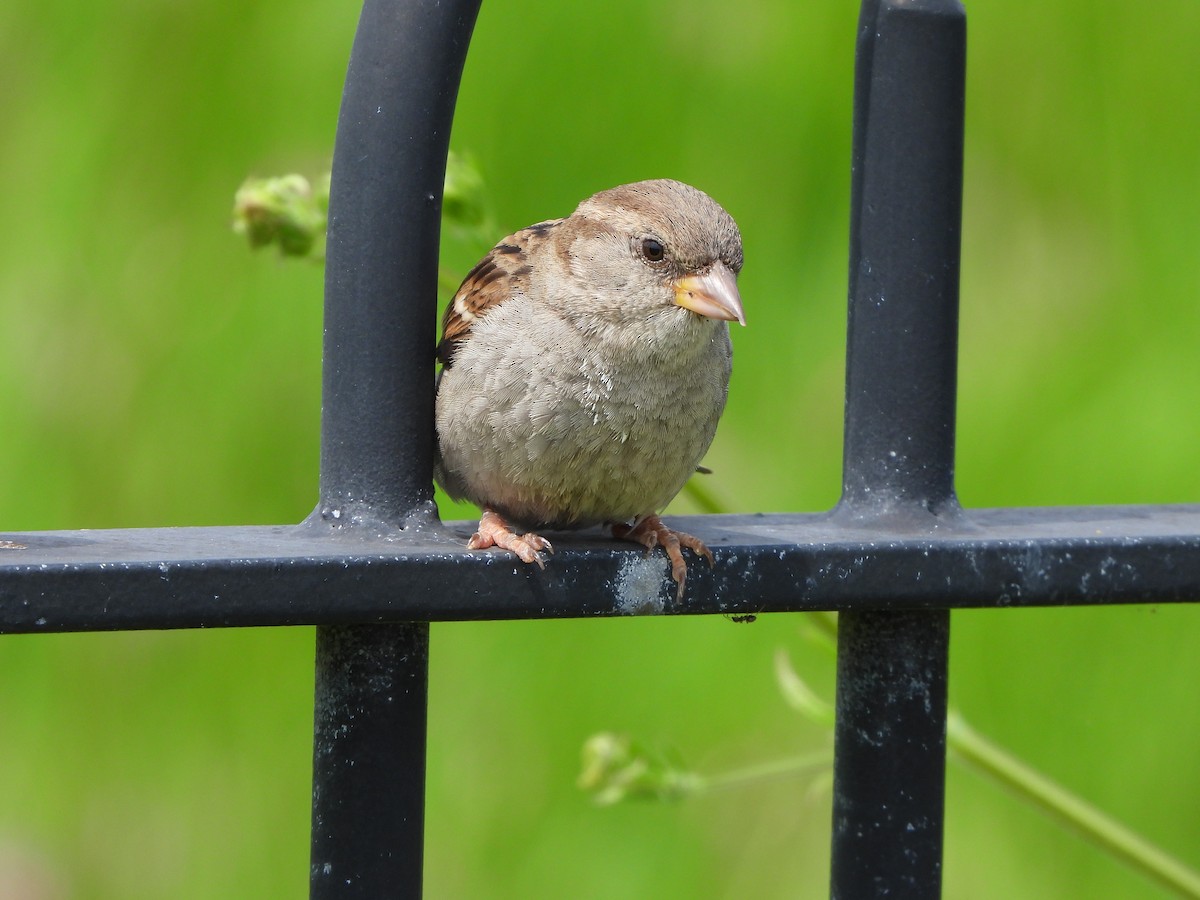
672, 261, 746, 326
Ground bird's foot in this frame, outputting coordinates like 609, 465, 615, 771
467, 508, 553, 569
612, 514, 713, 600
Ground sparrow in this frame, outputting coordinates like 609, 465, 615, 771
434, 179, 745, 599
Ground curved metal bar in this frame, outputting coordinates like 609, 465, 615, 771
317, 0, 483, 529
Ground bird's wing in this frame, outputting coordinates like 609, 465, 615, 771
436, 219, 563, 368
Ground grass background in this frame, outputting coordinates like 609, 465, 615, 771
2, 1, 1199, 897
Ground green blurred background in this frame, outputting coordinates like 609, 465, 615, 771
2, 1, 1199, 897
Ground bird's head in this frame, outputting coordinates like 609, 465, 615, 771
558, 179, 745, 334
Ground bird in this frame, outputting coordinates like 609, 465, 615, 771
434, 179, 744, 599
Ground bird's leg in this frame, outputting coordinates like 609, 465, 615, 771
467, 508, 553, 569
611, 514, 714, 600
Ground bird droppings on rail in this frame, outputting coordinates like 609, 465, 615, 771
612, 554, 670, 615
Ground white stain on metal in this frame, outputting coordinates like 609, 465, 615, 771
612, 555, 669, 615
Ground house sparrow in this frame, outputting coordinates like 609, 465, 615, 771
434, 179, 744, 599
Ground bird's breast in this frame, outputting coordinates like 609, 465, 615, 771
434, 300, 732, 529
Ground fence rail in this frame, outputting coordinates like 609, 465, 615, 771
3, 0, 1198, 897
4, 507, 1200, 632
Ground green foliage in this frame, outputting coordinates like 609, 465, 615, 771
578, 733, 704, 805
233, 173, 329, 259
584, 612, 1200, 896
2, 1, 1200, 898
231, 152, 488, 261
441, 150, 494, 245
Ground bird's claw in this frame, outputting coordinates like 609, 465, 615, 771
468, 509, 552, 569
612, 514, 713, 600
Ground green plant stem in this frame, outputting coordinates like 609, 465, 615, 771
948, 711, 1200, 900
774, 642, 1200, 898
696, 750, 833, 796
681, 473, 725, 514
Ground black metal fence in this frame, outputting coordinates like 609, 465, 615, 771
3, 0, 1199, 897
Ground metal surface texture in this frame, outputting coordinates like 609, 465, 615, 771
832, 610, 950, 898
839, 0, 965, 521
4, 506, 1200, 633
316, 0, 481, 528
311, 623, 430, 899
306, 1, 480, 897
831, 1, 964, 895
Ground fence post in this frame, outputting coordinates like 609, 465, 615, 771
831, 0, 966, 896
832, 610, 951, 897
311, 623, 431, 898
308, 1, 482, 897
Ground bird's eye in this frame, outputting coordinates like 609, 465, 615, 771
641, 237, 665, 262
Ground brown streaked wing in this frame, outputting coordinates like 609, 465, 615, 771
435, 219, 562, 368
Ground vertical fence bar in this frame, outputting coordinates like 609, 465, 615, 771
832, 0, 966, 897
832, 610, 951, 898
839, 0, 966, 521
317, 0, 481, 526
309, 1, 482, 897
311, 623, 430, 898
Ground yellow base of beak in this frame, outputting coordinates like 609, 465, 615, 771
672, 260, 745, 325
